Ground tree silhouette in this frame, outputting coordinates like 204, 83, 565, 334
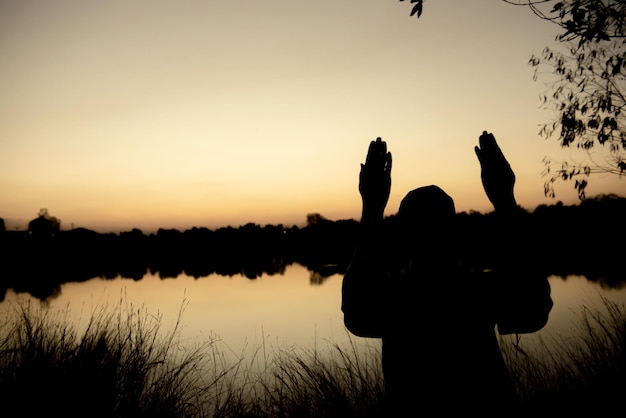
506, 0, 625, 199
399, 0, 625, 199
28, 208, 61, 239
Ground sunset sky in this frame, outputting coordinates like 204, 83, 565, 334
1, 0, 624, 233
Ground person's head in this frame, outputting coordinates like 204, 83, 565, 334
395, 185, 457, 262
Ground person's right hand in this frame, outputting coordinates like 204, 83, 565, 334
359, 137, 392, 221
474, 131, 517, 212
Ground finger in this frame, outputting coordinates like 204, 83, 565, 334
365, 137, 387, 166
365, 138, 381, 163
479, 131, 507, 161
377, 137, 387, 155
373, 137, 387, 159
478, 131, 493, 149
365, 140, 377, 165
474, 146, 482, 164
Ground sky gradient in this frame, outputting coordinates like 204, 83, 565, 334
1, 0, 624, 233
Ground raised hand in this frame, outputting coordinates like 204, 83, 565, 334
474, 131, 517, 213
359, 137, 392, 221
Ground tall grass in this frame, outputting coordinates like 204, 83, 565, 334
0, 295, 246, 417
1, 295, 623, 417
501, 296, 626, 415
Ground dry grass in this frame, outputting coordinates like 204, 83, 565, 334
501, 296, 625, 415
1, 294, 623, 417
0, 295, 243, 417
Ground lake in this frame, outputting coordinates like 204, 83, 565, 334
1, 264, 625, 363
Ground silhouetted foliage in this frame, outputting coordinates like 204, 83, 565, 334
0, 194, 624, 301
28, 208, 61, 239
401, 0, 625, 199
399, 0, 424, 18
521, 0, 626, 198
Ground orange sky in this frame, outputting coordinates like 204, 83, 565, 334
1, 0, 624, 233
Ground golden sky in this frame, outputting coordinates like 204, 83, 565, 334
1, 0, 624, 233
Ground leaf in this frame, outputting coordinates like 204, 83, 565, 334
551, 2, 564, 12
410, 2, 423, 18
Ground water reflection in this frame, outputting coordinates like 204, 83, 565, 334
1, 265, 625, 364
1, 264, 350, 361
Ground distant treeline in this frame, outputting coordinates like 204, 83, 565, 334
0, 194, 624, 301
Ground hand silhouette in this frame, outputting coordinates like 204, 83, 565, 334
474, 131, 517, 212
359, 137, 392, 221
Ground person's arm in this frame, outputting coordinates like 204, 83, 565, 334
474, 130, 526, 267
342, 138, 393, 338
474, 131, 553, 334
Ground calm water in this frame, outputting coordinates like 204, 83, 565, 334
2, 264, 625, 362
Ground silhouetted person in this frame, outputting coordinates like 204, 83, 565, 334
342, 132, 553, 415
